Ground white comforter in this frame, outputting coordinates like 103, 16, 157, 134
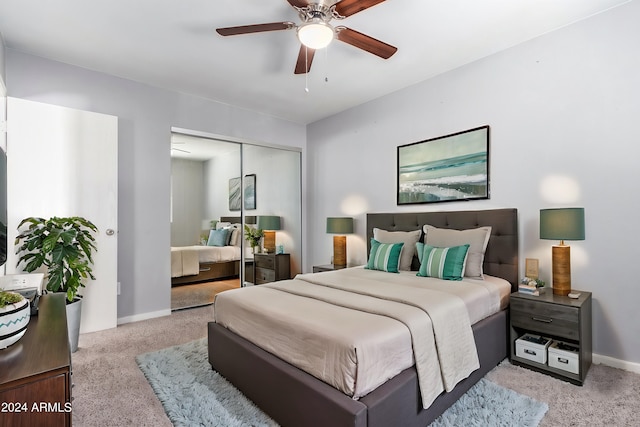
214, 267, 510, 408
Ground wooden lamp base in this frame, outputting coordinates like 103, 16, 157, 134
552, 244, 571, 296
333, 235, 347, 267
263, 231, 276, 253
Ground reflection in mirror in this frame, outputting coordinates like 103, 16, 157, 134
170, 133, 242, 310
242, 144, 302, 280
169, 132, 302, 311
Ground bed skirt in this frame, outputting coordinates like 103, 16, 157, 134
208, 308, 508, 427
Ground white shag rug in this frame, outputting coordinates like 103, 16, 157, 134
136, 338, 548, 427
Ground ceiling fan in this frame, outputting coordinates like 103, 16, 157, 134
216, 0, 397, 74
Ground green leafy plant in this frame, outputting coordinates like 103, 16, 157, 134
0, 289, 23, 308
244, 224, 264, 248
15, 216, 98, 302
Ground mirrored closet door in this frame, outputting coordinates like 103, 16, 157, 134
169, 130, 301, 311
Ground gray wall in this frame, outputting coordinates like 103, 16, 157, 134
0, 33, 5, 90
171, 158, 205, 246
307, 1, 640, 364
5, 50, 306, 322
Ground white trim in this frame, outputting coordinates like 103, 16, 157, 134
117, 309, 171, 325
171, 126, 302, 153
593, 353, 640, 374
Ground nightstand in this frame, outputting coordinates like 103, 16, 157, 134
254, 253, 290, 284
510, 290, 592, 385
312, 264, 348, 273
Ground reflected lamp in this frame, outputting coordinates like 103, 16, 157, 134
257, 216, 281, 254
540, 208, 585, 296
326, 217, 354, 267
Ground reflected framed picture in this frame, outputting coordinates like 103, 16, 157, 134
397, 126, 490, 205
229, 177, 241, 211
229, 174, 257, 210
244, 174, 256, 210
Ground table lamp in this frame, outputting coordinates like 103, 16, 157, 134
257, 216, 281, 253
540, 208, 585, 296
326, 217, 354, 267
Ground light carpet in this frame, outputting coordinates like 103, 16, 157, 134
171, 280, 239, 311
136, 338, 548, 427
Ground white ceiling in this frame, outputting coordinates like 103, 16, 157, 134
0, 0, 630, 124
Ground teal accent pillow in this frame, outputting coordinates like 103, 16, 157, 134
207, 229, 229, 247
417, 244, 470, 281
365, 239, 404, 273
416, 242, 424, 263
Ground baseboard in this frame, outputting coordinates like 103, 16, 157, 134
593, 353, 640, 374
117, 309, 171, 325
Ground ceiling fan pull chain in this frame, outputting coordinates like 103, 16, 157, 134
324, 45, 329, 84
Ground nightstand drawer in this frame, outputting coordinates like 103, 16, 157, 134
255, 267, 275, 284
511, 299, 579, 340
255, 255, 275, 269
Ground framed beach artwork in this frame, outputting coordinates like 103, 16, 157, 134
229, 174, 257, 210
397, 126, 490, 205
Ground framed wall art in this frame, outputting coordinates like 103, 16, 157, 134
244, 174, 256, 210
397, 125, 490, 205
229, 177, 242, 211
229, 174, 257, 210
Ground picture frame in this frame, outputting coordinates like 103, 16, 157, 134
229, 177, 241, 211
525, 258, 539, 279
229, 174, 257, 211
244, 174, 256, 210
397, 126, 490, 205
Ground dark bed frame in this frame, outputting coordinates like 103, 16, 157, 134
171, 216, 251, 286
208, 208, 518, 426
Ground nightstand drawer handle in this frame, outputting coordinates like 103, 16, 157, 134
524, 349, 537, 356
557, 357, 569, 364
532, 317, 553, 323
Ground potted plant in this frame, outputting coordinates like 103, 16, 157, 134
244, 224, 264, 254
15, 216, 97, 352
0, 289, 30, 349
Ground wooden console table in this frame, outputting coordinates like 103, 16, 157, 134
0, 293, 72, 426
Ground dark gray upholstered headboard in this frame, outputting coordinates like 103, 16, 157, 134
367, 208, 519, 290
220, 216, 256, 224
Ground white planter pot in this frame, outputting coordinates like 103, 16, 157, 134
66, 297, 82, 353
0, 297, 30, 349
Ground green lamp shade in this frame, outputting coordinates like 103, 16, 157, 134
326, 217, 354, 234
257, 215, 281, 231
540, 208, 585, 241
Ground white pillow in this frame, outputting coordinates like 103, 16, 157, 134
216, 221, 231, 230
373, 228, 421, 271
423, 225, 491, 279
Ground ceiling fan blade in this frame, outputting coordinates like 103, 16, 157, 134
336, 27, 397, 59
286, 0, 310, 8
334, 0, 386, 18
294, 45, 316, 74
216, 22, 295, 36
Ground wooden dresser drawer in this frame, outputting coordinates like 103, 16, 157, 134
255, 255, 275, 269
255, 267, 275, 284
511, 298, 579, 340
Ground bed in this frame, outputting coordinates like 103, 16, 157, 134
208, 208, 518, 426
171, 216, 246, 286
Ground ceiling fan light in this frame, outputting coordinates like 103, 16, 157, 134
297, 21, 334, 49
